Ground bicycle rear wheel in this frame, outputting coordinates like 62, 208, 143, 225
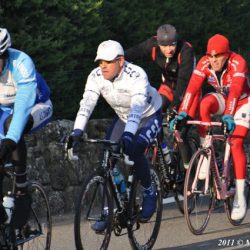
184, 148, 215, 235
74, 172, 113, 250
16, 181, 52, 250
127, 168, 162, 250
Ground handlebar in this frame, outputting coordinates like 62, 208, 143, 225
186, 120, 222, 127
66, 137, 134, 166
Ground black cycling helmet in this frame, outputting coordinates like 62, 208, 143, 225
157, 24, 177, 46
0, 28, 11, 55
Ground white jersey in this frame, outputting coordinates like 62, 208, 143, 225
74, 61, 162, 134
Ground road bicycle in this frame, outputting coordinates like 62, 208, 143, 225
183, 120, 250, 235
147, 120, 199, 214
73, 138, 162, 250
0, 163, 52, 249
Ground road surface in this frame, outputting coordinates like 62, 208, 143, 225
51, 201, 250, 250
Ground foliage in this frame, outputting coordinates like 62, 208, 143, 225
1, 0, 250, 120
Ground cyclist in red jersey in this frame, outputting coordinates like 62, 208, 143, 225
172, 34, 250, 220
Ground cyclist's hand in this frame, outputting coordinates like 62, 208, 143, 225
121, 131, 134, 165
169, 112, 188, 131
222, 115, 235, 134
166, 108, 178, 123
66, 129, 83, 161
0, 139, 17, 162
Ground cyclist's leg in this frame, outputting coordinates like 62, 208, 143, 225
133, 108, 162, 219
158, 83, 173, 114
179, 91, 200, 169
230, 99, 250, 220
5, 100, 52, 191
199, 93, 225, 139
197, 93, 224, 179
4, 100, 52, 227
158, 86, 175, 166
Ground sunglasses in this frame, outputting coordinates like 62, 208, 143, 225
98, 56, 121, 65
206, 53, 226, 58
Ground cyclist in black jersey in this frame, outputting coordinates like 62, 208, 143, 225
125, 24, 198, 169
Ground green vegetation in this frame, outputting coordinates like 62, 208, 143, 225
1, 0, 250, 119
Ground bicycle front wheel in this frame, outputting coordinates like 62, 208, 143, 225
127, 168, 162, 250
74, 172, 113, 250
184, 148, 215, 235
16, 181, 52, 250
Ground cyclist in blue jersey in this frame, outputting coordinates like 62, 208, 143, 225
0, 28, 53, 225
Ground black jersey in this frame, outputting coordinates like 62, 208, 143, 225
125, 36, 196, 109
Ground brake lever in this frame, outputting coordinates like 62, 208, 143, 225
67, 148, 79, 161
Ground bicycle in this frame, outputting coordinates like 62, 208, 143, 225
183, 120, 250, 235
147, 120, 199, 214
0, 162, 52, 249
73, 138, 162, 250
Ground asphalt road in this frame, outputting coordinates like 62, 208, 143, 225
51, 201, 250, 250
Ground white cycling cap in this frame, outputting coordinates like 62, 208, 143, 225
94, 40, 124, 62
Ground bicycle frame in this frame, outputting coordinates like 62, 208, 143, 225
81, 138, 134, 216
187, 120, 233, 201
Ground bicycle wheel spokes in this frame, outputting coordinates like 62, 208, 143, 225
17, 181, 52, 250
128, 168, 162, 250
184, 149, 215, 235
74, 173, 113, 250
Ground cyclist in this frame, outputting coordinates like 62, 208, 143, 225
172, 34, 250, 220
0, 28, 53, 225
125, 23, 199, 169
67, 40, 162, 230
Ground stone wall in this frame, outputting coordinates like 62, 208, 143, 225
23, 119, 250, 215
25, 119, 112, 215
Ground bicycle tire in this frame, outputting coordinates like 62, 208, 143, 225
15, 181, 52, 250
74, 171, 113, 250
174, 135, 200, 214
184, 148, 215, 235
127, 168, 162, 250
225, 159, 250, 226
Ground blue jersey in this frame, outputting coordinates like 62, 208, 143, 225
0, 48, 50, 142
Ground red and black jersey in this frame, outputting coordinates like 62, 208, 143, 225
125, 36, 196, 109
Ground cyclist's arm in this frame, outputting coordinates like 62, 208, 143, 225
125, 37, 155, 62
73, 70, 101, 131
225, 55, 248, 116
124, 73, 148, 135
171, 43, 196, 110
6, 58, 37, 143
179, 56, 208, 112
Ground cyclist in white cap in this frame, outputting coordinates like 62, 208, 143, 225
67, 39, 162, 231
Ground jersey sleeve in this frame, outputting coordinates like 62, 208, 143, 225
224, 56, 248, 115
172, 43, 196, 109
180, 57, 207, 112
124, 71, 148, 134
6, 57, 37, 142
73, 70, 101, 131
125, 37, 155, 62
